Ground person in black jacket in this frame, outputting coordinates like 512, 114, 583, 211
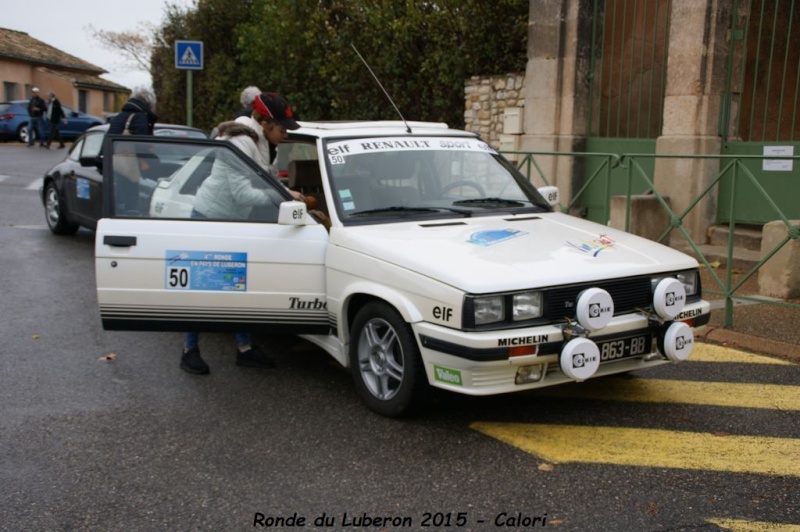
108, 88, 157, 135
45, 91, 66, 149
27, 88, 47, 147
107, 89, 158, 213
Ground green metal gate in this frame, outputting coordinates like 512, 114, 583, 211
721, 0, 800, 223
583, 0, 671, 223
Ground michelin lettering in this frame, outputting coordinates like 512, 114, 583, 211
498, 334, 549, 347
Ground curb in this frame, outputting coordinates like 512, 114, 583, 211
696, 326, 800, 363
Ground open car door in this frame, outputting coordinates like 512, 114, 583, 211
95, 135, 330, 335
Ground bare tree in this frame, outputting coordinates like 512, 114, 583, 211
86, 22, 155, 76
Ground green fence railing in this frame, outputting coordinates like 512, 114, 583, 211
504, 149, 800, 327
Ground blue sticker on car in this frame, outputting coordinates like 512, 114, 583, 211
76, 177, 90, 199
165, 250, 247, 291
467, 229, 528, 247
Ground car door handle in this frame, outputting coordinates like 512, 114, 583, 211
104, 235, 137, 247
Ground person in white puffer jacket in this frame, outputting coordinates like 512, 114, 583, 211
180, 93, 307, 375
191, 120, 282, 220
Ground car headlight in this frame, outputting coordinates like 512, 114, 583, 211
474, 295, 505, 325
652, 270, 699, 297
676, 270, 698, 296
513, 292, 543, 321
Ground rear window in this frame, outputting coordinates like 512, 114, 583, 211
0, 104, 11, 113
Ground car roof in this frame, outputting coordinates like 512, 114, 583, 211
87, 122, 205, 134
290, 120, 477, 139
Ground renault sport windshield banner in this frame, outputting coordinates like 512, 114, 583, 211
326, 137, 497, 165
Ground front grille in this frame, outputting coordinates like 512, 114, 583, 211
463, 274, 658, 331
544, 276, 652, 321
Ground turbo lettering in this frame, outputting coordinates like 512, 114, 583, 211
289, 297, 327, 310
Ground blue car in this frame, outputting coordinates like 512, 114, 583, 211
0, 100, 105, 143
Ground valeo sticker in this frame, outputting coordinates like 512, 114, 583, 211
434, 365, 463, 386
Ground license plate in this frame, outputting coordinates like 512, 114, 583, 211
597, 334, 652, 362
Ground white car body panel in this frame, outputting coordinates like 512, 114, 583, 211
94, 120, 711, 415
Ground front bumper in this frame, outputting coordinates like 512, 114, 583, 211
413, 300, 710, 396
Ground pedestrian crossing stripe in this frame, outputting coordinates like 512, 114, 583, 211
707, 518, 800, 531
470, 423, 800, 477
691, 343, 795, 365
533, 377, 800, 410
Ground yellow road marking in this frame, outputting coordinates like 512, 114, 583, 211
537, 378, 800, 410
470, 423, 800, 477
707, 518, 800, 531
692, 344, 795, 365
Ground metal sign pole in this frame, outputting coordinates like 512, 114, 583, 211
175, 40, 203, 128
187, 70, 193, 127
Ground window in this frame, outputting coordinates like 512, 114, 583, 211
111, 140, 285, 223
78, 90, 88, 113
3, 82, 18, 101
103, 92, 114, 113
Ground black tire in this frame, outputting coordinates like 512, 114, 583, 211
43, 182, 79, 235
349, 302, 431, 417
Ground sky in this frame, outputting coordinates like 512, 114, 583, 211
2, 0, 194, 90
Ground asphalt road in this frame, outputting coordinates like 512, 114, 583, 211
1, 143, 798, 531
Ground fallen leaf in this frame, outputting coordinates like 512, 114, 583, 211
538, 463, 554, 471
549, 519, 564, 525
708, 260, 721, 269
98, 353, 117, 362
32, 334, 42, 340
647, 500, 658, 516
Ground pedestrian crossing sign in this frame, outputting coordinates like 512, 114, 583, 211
175, 41, 204, 70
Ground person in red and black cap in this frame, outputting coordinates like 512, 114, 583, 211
180, 92, 309, 376
233, 91, 299, 174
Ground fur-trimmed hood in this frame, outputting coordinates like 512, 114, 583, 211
216, 121, 259, 142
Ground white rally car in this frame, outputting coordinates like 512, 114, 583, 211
95, 120, 710, 417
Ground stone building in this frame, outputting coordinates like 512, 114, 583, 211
0, 27, 128, 118
466, 0, 800, 246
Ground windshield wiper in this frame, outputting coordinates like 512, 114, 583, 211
452, 197, 527, 207
350, 206, 471, 217
350, 206, 441, 217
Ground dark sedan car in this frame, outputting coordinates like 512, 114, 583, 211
41, 123, 208, 234
0, 100, 105, 143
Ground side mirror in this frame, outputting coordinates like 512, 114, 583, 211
537, 185, 560, 206
79, 155, 103, 172
278, 200, 310, 226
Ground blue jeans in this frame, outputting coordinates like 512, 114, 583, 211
184, 331, 252, 350
28, 116, 44, 146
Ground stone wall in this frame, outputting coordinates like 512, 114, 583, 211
463, 73, 526, 149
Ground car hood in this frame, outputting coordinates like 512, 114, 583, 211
329, 212, 698, 292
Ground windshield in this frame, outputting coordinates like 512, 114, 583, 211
324, 136, 550, 223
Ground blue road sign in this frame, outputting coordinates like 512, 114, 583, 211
175, 41, 204, 70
